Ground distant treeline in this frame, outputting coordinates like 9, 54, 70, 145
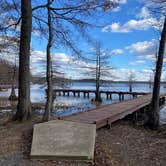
32, 76, 72, 85
0, 59, 18, 84
73, 79, 166, 84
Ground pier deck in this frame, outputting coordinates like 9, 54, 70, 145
61, 94, 166, 129
53, 89, 149, 100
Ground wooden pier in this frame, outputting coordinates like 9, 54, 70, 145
53, 89, 148, 100
0, 83, 17, 90
60, 94, 166, 129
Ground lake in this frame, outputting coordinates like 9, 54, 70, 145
1, 81, 166, 124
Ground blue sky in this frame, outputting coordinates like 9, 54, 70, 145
1, 0, 165, 81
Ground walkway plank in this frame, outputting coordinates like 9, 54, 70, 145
61, 94, 165, 129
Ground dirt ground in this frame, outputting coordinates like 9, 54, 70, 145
0, 114, 166, 166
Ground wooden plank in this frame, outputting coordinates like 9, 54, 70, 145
62, 94, 166, 129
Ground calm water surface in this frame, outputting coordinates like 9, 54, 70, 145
1, 82, 166, 124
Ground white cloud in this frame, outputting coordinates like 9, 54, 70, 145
0, 35, 19, 64
110, 0, 127, 13
102, 17, 159, 33
126, 39, 158, 61
137, 6, 150, 19
110, 68, 154, 81
116, 0, 127, 4
112, 6, 121, 12
30, 50, 98, 78
126, 39, 166, 62
102, 4, 163, 33
110, 0, 127, 4
130, 60, 146, 65
110, 48, 123, 55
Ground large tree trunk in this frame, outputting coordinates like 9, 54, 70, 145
13, 0, 32, 121
43, 0, 53, 121
148, 17, 166, 129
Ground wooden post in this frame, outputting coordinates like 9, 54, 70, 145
122, 94, 124, 101
119, 94, 121, 101
133, 111, 138, 123
132, 94, 136, 99
54, 92, 57, 98
106, 93, 108, 99
110, 94, 112, 100
83, 92, 86, 98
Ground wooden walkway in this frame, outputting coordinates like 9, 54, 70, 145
60, 94, 166, 129
53, 89, 148, 100
0, 84, 17, 90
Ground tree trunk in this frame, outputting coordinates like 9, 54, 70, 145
9, 65, 17, 101
148, 17, 166, 129
43, 0, 53, 121
129, 84, 132, 93
95, 75, 101, 102
13, 0, 32, 121
95, 45, 102, 102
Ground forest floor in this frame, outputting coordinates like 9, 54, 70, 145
0, 113, 166, 166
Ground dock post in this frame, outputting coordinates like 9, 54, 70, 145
54, 92, 56, 98
73, 92, 76, 97
133, 111, 138, 123
110, 94, 112, 100
59, 92, 61, 96
122, 94, 124, 100
107, 123, 111, 129
163, 97, 166, 105
63, 91, 65, 96
119, 94, 122, 101
83, 92, 86, 98
78, 92, 80, 97
87, 93, 90, 98
67, 92, 69, 96
106, 93, 108, 99
133, 94, 136, 99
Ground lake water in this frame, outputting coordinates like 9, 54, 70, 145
1, 82, 166, 124
32, 82, 166, 124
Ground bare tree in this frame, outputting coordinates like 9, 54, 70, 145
0, 0, 32, 121
13, 0, 32, 121
8, 56, 18, 101
142, 0, 166, 128
148, 72, 154, 89
80, 43, 113, 102
32, 0, 118, 119
148, 16, 166, 129
42, 0, 53, 121
0, 0, 120, 121
127, 70, 136, 93
148, 50, 158, 90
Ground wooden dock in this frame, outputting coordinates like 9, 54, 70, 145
0, 83, 17, 90
60, 94, 166, 129
53, 89, 148, 100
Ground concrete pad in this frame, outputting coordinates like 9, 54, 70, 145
31, 120, 96, 162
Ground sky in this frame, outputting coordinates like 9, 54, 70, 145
1, 0, 165, 81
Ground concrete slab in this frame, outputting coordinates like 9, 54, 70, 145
31, 120, 96, 162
